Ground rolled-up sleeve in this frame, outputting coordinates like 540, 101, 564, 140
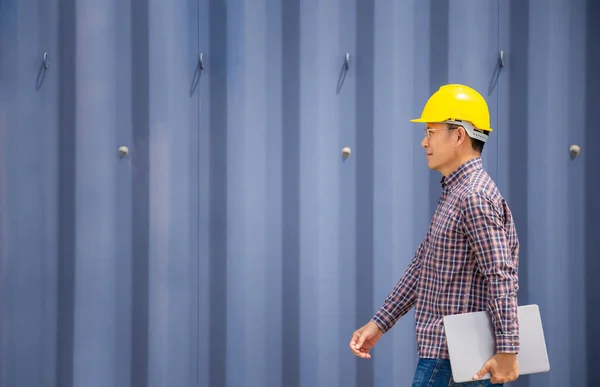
461, 192, 520, 353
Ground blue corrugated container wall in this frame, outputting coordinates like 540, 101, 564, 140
0, 0, 598, 386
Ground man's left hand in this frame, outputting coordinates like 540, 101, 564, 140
473, 353, 519, 384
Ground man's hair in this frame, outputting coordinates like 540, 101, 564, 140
470, 135, 485, 153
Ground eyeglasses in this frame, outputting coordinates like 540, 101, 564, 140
424, 125, 458, 139
425, 121, 489, 143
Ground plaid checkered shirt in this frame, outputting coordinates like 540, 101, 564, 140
372, 157, 520, 358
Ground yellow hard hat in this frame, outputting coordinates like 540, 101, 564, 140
410, 84, 492, 135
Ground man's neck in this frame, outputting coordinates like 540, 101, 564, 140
440, 153, 480, 177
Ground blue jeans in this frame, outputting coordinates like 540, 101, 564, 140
412, 358, 503, 387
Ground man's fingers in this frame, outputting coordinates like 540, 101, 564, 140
491, 371, 518, 384
349, 332, 363, 356
350, 331, 363, 348
354, 333, 367, 350
349, 331, 372, 359
472, 362, 491, 380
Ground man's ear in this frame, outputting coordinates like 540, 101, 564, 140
455, 126, 466, 145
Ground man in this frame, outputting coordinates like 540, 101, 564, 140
349, 84, 520, 386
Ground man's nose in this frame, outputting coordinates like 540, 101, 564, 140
421, 137, 428, 149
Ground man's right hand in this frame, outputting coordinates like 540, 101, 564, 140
349, 321, 383, 359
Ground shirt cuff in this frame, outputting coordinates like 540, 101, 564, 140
495, 333, 520, 353
370, 313, 391, 334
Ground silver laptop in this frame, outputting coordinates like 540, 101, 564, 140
443, 304, 550, 383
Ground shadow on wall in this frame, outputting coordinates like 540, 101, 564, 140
207, 2, 229, 387
584, 0, 600, 385
507, 0, 530, 311
56, 0, 76, 385
281, 1, 300, 387
354, 0, 376, 386
130, 0, 151, 386
427, 0, 449, 214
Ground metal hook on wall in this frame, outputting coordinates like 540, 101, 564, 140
43, 52, 50, 69
345, 53, 351, 70
199, 53, 205, 70
498, 50, 504, 68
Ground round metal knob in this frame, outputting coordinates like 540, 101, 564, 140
569, 144, 581, 158
341, 146, 352, 158
118, 146, 129, 157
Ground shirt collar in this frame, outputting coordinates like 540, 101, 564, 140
440, 157, 482, 190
